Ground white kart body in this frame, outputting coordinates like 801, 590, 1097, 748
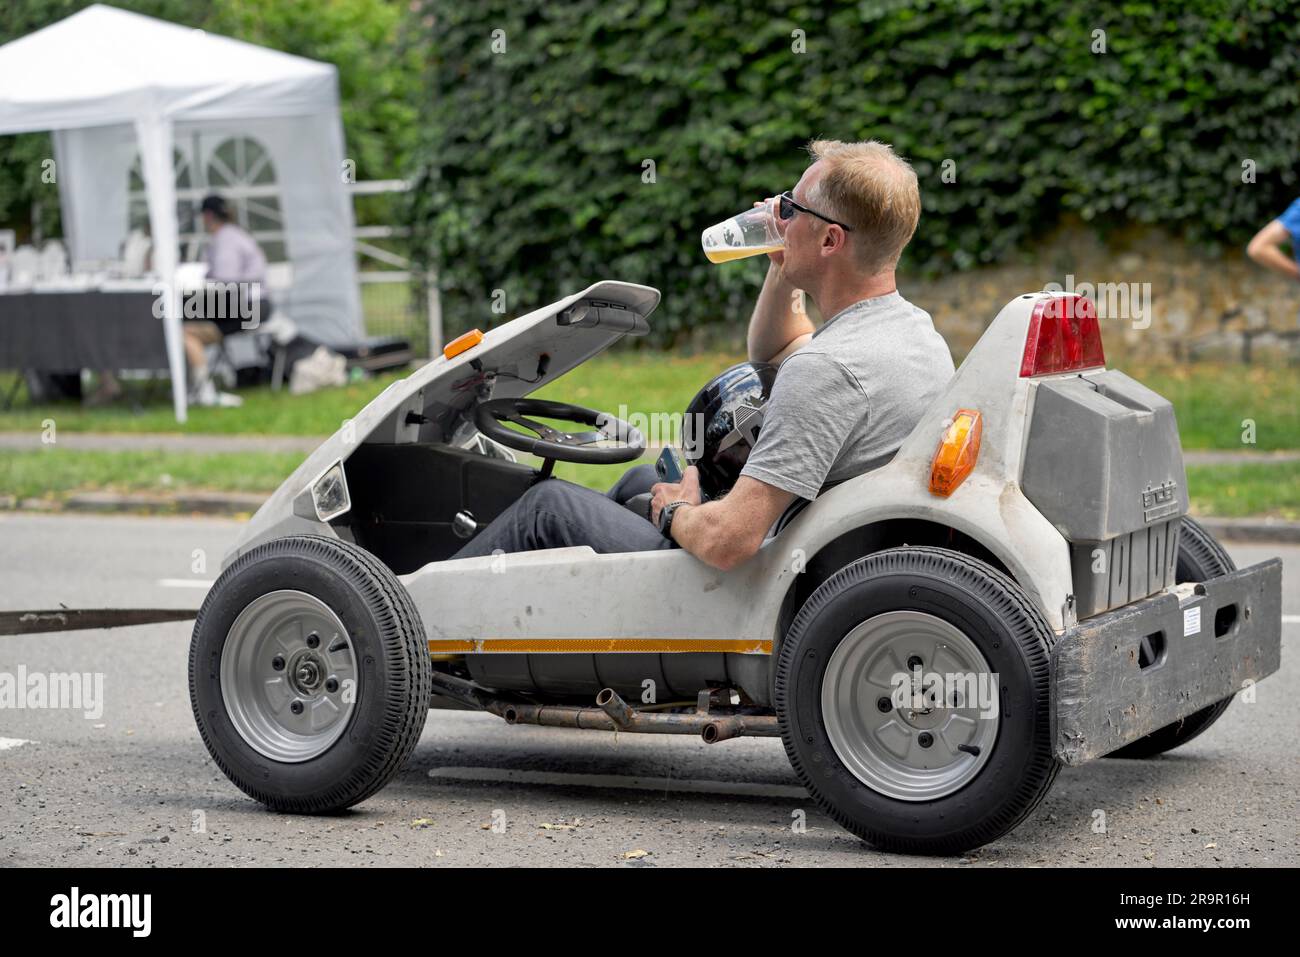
203, 277, 1282, 849
227, 281, 1076, 683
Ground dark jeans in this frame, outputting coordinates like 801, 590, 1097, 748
451, 463, 672, 559
604, 461, 659, 504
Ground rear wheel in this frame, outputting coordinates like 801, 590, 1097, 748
1107, 517, 1236, 759
189, 535, 431, 811
776, 547, 1059, 855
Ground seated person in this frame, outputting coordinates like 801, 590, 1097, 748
184, 194, 270, 407
452, 139, 955, 571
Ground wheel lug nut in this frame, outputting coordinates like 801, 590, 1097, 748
290, 700, 304, 715
918, 732, 934, 749
907, 655, 923, 670
306, 632, 320, 649
271, 655, 285, 671
876, 696, 892, 713
325, 678, 339, 693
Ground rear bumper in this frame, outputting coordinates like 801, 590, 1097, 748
1051, 558, 1283, 765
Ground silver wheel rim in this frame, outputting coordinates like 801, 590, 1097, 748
220, 590, 358, 763
820, 610, 999, 801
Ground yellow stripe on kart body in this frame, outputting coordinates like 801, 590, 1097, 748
426, 638, 772, 655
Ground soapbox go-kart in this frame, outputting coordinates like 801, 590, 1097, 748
188, 280, 1282, 855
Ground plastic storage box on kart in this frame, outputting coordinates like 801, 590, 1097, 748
1021, 369, 1188, 619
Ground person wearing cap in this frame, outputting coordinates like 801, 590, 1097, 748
183, 194, 270, 407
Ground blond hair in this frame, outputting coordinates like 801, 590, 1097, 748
805, 139, 921, 274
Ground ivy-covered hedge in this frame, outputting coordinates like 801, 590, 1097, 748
408, 0, 1300, 343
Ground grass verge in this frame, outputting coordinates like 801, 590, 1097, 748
0, 448, 305, 502
1185, 462, 1300, 520
3, 357, 1296, 451
3, 448, 1294, 522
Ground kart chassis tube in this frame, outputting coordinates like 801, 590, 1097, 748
428, 670, 779, 743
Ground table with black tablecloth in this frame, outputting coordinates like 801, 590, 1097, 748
0, 287, 169, 372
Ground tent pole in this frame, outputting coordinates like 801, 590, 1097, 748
135, 116, 187, 424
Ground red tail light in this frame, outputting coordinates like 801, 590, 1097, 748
1020, 295, 1105, 377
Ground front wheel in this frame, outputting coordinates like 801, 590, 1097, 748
189, 535, 431, 812
776, 547, 1059, 855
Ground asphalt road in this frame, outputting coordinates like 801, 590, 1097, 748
1, 512, 1295, 867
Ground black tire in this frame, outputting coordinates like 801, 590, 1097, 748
775, 547, 1060, 855
1106, 517, 1236, 759
189, 535, 431, 812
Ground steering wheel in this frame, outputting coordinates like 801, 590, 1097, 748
474, 397, 645, 466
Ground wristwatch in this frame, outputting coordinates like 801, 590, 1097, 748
657, 500, 690, 540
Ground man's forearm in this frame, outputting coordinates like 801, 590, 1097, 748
746, 261, 814, 363
671, 501, 759, 571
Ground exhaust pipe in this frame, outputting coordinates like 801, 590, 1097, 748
429, 671, 779, 742
702, 715, 780, 743
497, 701, 622, 731
496, 692, 702, 735
596, 687, 634, 728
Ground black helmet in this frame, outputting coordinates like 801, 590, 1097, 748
682, 361, 777, 499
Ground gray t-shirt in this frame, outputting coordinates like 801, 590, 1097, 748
739, 291, 954, 500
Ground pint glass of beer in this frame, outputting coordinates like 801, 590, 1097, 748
701, 197, 784, 263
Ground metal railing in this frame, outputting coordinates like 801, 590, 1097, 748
348, 179, 440, 359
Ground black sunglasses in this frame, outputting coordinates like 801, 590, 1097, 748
779, 190, 854, 232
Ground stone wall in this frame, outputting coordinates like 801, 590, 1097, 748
904, 224, 1300, 364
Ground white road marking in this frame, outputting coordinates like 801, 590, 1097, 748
0, 737, 34, 751
427, 765, 807, 799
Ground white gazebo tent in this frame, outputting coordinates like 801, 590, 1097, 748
0, 4, 363, 421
